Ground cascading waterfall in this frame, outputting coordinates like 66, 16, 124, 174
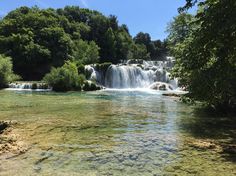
6, 58, 178, 91
105, 65, 155, 88
7, 82, 51, 91
86, 58, 179, 90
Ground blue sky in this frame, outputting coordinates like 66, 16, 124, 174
0, 0, 188, 40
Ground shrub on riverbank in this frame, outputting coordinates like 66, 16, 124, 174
0, 55, 19, 88
83, 81, 101, 91
43, 61, 85, 92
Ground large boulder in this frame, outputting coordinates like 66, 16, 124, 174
149, 82, 173, 91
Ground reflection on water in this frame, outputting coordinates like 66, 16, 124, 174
0, 90, 235, 175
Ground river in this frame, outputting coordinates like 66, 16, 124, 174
0, 90, 235, 175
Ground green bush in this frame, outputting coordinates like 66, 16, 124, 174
43, 61, 85, 92
0, 55, 19, 88
83, 81, 101, 91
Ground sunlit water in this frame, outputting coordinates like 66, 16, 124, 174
0, 90, 235, 175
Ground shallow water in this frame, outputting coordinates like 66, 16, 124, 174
0, 90, 235, 175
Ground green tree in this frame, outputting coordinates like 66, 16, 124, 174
131, 44, 150, 60
0, 7, 73, 80
108, 15, 119, 31
103, 27, 117, 63
115, 27, 134, 61
0, 55, 19, 88
152, 39, 168, 60
134, 32, 168, 60
166, 13, 194, 47
73, 39, 100, 65
169, 0, 236, 110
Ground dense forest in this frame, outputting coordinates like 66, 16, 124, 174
0, 6, 168, 80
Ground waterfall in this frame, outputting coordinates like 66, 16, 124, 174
85, 65, 98, 81
85, 58, 179, 90
104, 65, 155, 88
7, 82, 51, 91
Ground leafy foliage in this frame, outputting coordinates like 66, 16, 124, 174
134, 32, 168, 60
166, 13, 194, 47
130, 44, 150, 60
0, 7, 73, 80
0, 6, 168, 80
168, 0, 236, 110
43, 61, 85, 92
0, 55, 19, 88
73, 40, 100, 65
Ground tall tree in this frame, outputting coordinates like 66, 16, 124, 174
0, 7, 73, 80
134, 32, 169, 60
166, 13, 194, 47
103, 27, 117, 63
169, 0, 236, 110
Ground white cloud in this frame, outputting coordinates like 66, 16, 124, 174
80, 0, 89, 8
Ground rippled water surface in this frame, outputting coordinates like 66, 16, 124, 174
0, 90, 235, 175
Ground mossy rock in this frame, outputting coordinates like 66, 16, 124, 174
127, 59, 143, 64
137, 64, 144, 69
31, 83, 37, 89
85, 69, 92, 80
95, 62, 112, 71
159, 84, 167, 91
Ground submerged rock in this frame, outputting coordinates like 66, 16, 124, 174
186, 138, 223, 153
222, 145, 236, 154
0, 121, 27, 156
159, 84, 167, 91
0, 121, 9, 134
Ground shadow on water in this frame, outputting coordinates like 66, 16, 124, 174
180, 107, 236, 162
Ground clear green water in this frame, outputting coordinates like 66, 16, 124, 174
0, 90, 235, 175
